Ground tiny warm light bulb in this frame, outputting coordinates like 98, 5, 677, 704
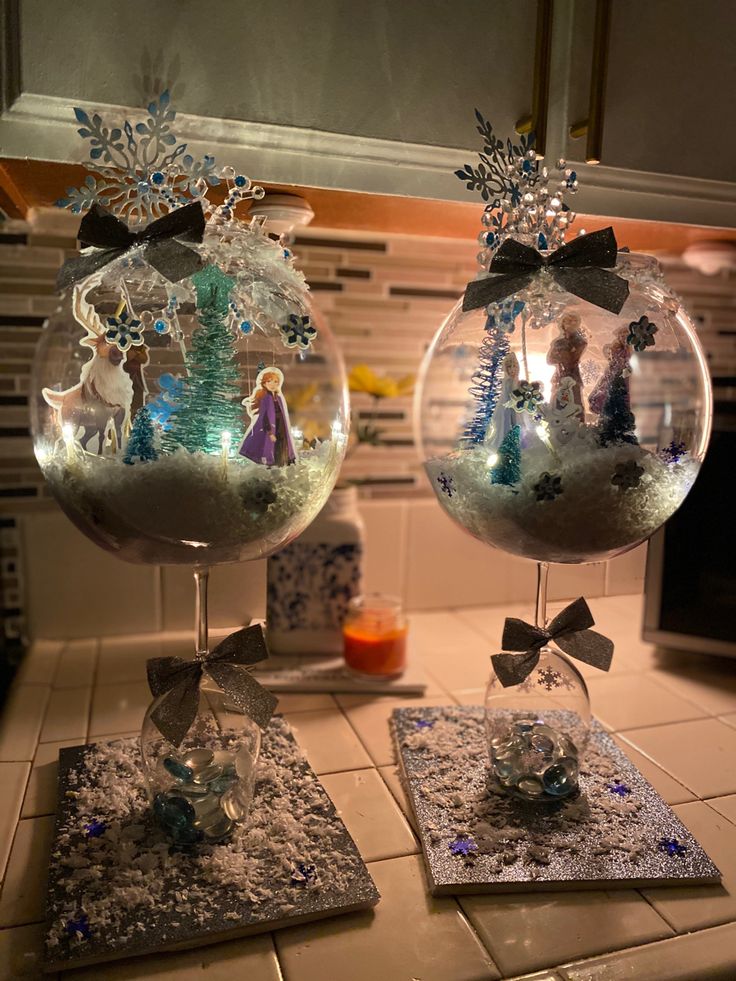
62, 423, 76, 464
220, 430, 232, 475
487, 452, 499, 467
535, 422, 560, 463
291, 427, 303, 443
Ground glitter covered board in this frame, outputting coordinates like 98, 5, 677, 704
44, 718, 379, 973
392, 706, 720, 896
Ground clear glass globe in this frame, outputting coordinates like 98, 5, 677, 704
30, 224, 348, 565
485, 647, 590, 802
416, 253, 712, 563
140, 680, 261, 843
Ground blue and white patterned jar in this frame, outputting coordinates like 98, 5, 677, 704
266, 485, 365, 654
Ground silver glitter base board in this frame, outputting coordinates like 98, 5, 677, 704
392, 706, 721, 896
44, 717, 379, 973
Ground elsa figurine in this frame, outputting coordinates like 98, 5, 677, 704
487, 351, 520, 448
239, 366, 296, 466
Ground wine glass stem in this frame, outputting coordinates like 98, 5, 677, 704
535, 561, 549, 630
194, 567, 210, 660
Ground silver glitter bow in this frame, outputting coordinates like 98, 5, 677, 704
491, 597, 614, 688
146, 624, 278, 746
463, 226, 630, 315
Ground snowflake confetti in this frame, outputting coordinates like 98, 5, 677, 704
659, 440, 687, 465
290, 862, 317, 886
415, 719, 435, 730
608, 782, 632, 797
612, 460, 645, 492
437, 472, 455, 497
627, 315, 658, 352
64, 913, 91, 941
536, 666, 563, 691
658, 836, 687, 858
533, 472, 563, 502
280, 314, 317, 351
449, 835, 478, 858
84, 819, 107, 838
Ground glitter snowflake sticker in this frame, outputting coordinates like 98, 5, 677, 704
506, 380, 544, 416
627, 315, 659, 352
534, 472, 563, 502
104, 310, 145, 351
280, 314, 317, 351
536, 666, 563, 691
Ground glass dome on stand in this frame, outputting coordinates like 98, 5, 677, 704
416, 115, 712, 803
30, 93, 349, 840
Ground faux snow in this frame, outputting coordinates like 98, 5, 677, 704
41, 439, 340, 565
392, 706, 719, 894
425, 439, 699, 563
45, 717, 379, 972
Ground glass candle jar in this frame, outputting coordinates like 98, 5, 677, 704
342, 594, 408, 679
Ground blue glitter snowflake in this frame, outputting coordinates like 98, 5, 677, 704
291, 862, 317, 885
64, 913, 91, 940
84, 819, 107, 838
658, 836, 687, 858
627, 315, 659, 352
415, 719, 435, 730
147, 373, 184, 431
608, 782, 631, 797
104, 311, 145, 352
437, 472, 455, 497
280, 314, 317, 350
488, 298, 526, 334
611, 460, 645, 492
534, 472, 563, 502
660, 440, 687, 465
449, 835, 478, 858
56, 91, 221, 221
506, 380, 544, 415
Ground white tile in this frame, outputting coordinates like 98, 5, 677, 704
97, 636, 166, 686
321, 768, 417, 861
22, 739, 80, 818
586, 673, 705, 731
0, 763, 30, 880
0, 922, 47, 979
283, 709, 372, 775
0, 816, 55, 926
0, 685, 50, 761
273, 693, 337, 713
64, 932, 282, 980
610, 736, 695, 806
337, 694, 451, 767
358, 499, 407, 600
605, 542, 648, 596
39, 686, 90, 743
160, 560, 266, 631
276, 854, 500, 981
89, 681, 151, 737
53, 639, 97, 688
378, 764, 418, 832
20, 512, 159, 639
642, 801, 736, 932
403, 499, 515, 610
460, 889, 671, 979
14, 639, 62, 686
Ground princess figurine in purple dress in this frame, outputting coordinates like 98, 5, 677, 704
239, 366, 296, 466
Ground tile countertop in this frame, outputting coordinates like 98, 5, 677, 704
1, 594, 736, 981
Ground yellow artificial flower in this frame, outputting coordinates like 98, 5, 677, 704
287, 381, 319, 413
348, 364, 415, 400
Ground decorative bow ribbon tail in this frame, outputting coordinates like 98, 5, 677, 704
57, 200, 206, 291
491, 596, 614, 688
463, 226, 630, 315
146, 623, 279, 747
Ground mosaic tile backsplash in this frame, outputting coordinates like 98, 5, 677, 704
0, 208, 734, 638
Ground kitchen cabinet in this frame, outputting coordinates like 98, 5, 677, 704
1, 0, 735, 227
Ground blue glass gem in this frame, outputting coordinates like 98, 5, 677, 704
138, 181, 150, 192
541, 757, 578, 797
538, 232, 548, 250
209, 771, 238, 795
65, 913, 91, 940
151, 171, 165, 185
239, 320, 253, 335
84, 818, 106, 838
522, 159, 533, 174
164, 757, 194, 783
283, 249, 291, 259
484, 231, 497, 247
153, 318, 169, 334
234, 175, 247, 187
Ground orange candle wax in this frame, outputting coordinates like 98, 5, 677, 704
343, 624, 408, 677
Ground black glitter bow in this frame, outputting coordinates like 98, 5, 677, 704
57, 201, 206, 291
491, 597, 614, 688
146, 624, 278, 746
463, 226, 629, 315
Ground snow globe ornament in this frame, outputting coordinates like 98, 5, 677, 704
417, 114, 712, 802
30, 94, 349, 835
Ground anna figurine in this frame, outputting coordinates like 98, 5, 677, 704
239, 366, 296, 466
